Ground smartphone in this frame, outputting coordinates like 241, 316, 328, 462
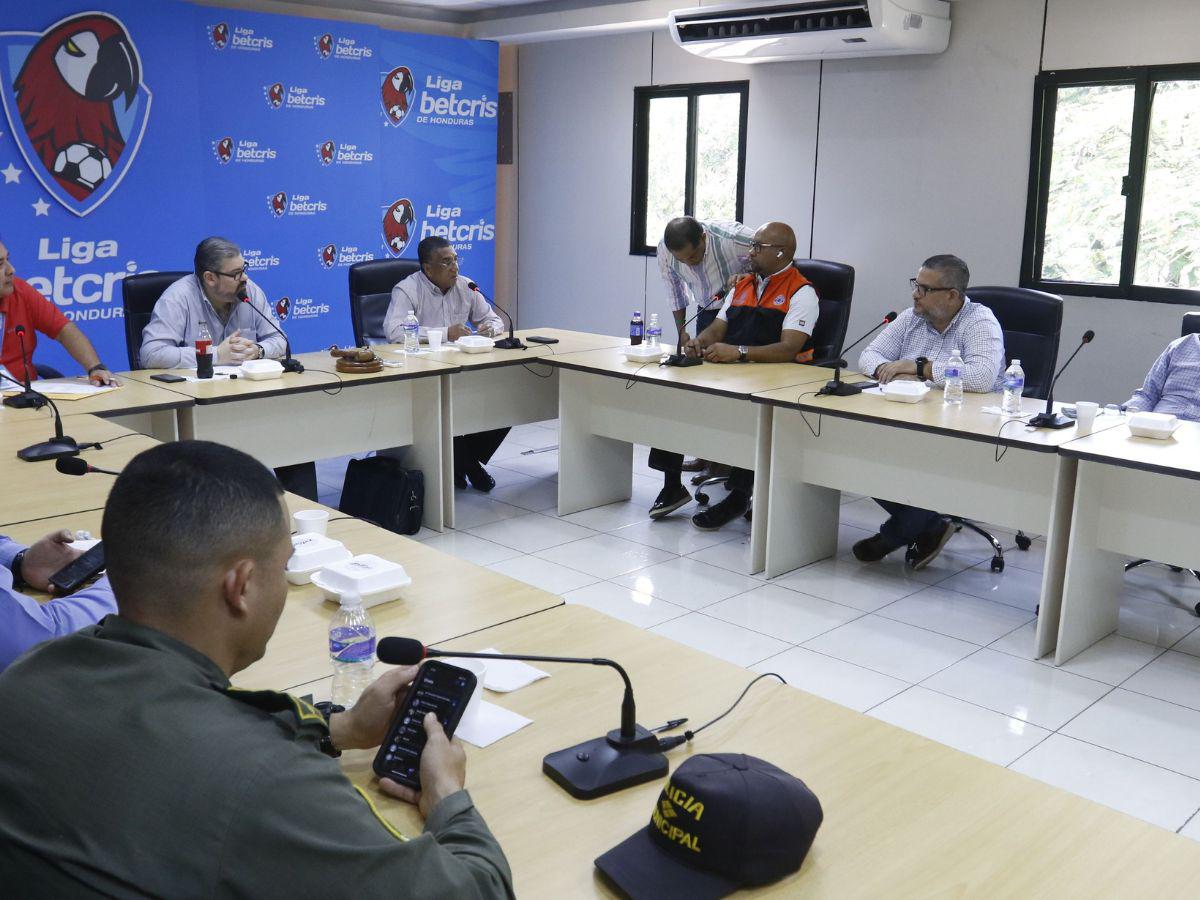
150, 373, 187, 383
49, 542, 106, 594
372, 660, 477, 789
526, 336, 559, 344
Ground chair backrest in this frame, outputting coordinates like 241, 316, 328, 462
966, 286, 1063, 400
793, 259, 854, 363
1182, 312, 1200, 337
348, 258, 422, 346
121, 271, 191, 370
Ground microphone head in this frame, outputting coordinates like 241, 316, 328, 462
55, 456, 89, 476
14, 324, 25, 335
467, 281, 479, 292
236, 287, 249, 302
376, 637, 427, 666
883, 311, 898, 323
1082, 330, 1095, 343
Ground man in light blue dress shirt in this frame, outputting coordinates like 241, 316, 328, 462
1125, 333, 1200, 421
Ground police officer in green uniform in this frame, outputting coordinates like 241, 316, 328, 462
0, 441, 514, 898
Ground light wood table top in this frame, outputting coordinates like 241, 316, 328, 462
121, 349, 458, 406
549, 346, 834, 400
235, 494, 564, 691
0, 415, 159, 526
334, 604, 1200, 898
1060, 417, 1200, 479
0, 377, 191, 425
373, 328, 629, 373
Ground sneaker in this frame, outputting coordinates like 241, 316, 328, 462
681, 457, 707, 472
906, 519, 955, 571
851, 533, 896, 562
465, 462, 496, 493
649, 483, 691, 519
691, 492, 749, 531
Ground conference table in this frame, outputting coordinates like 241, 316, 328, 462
0, 376, 190, 441
751, 379, 1127, 658
552, 347, 836, 572
1055, 418, 1200, 663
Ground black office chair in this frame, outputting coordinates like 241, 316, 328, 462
1124, 311, 1200, 608
121, 271, 190, 370
693, 259, 855, 509
34, 364, 63, 379
348, 259, 421, 346
938, 286, 1063, 572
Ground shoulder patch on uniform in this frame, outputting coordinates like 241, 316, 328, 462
773, 296, 785, 306
355, 786, 410, 842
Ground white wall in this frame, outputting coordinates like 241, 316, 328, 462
515, 0, 1200, 403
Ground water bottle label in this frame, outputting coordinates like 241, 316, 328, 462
945, 366, 961, 379
1004, 376, 1024, 391
330, 628, 376, 663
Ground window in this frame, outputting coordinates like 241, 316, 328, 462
630, 81, 748, 255
1022, 64, 1200, 303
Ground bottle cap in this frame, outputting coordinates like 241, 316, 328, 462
1012, 359, 1020, 365
339, 590, 363, 608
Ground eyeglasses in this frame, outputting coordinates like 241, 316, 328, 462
213, 267, 247, 280
429, 256, 459, 270
909, 278, 952, 297
749, 241, 784, 253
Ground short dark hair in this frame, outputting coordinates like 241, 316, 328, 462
418, 236, 451, 266
102, 441, 287, 612
663, 217, 704, 252
922, 254, 970, 296
194, 237, 241, 278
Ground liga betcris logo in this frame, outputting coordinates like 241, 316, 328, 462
316, 32, 333, 59
265, 81, 284, 109
383, 198, 415, 256
270, 191, 287, 218
318, 140, 334, 165
214, 136, 233, 164
275, 296, 290, 322
210, 22, 229, 49
319, 243, 337, 269
381, 66, 414, 126
0, 12, 152, 217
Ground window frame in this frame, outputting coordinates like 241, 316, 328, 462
1021, 62, 1200, 305
629, 80, 749, 257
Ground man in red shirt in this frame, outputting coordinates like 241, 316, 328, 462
0, 240, 117, 387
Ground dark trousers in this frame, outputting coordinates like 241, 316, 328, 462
648, 448, 753, 494
874, 499, 943, 548
454, 427, 510, 475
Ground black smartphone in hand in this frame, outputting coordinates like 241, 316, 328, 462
49, 542, 105, 594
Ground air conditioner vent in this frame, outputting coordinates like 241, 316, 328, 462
674, 2, 871, 44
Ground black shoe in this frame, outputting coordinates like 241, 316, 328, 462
454, 472, 468, 490
691, 492, 749, 531
906, 518, 955, 571
650, 483, 691, 519
852, 533, 897, 562
465, 462, 495, 492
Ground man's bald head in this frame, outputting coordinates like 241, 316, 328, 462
748, 221, 797, 276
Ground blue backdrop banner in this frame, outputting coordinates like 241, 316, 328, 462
0, 1, 497, 374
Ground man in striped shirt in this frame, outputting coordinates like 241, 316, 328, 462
658, 217, 755, 341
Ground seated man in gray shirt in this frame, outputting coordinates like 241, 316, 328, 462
385, 236, 508, 492
139, 236, 287, 369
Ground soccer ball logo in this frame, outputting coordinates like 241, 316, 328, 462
270, 191, 287, 217
318, 140, 334, 165
215, 136, 233, 164
320, 243, 337, 268
275, 297, 290, 322
211, 23, 228, 49
317, 33, 333, 59
381, 66, 414, 126
383, 198, 415, 256
265, 82, 284, 109
53, 142, 112, 192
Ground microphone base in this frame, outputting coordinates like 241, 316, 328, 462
3, 390, 48, 410
543, 724, 668, 800
492, 336, 526, 350
663, 354, 702, 368
817, 378, 874, 397
1028, 411, 1073, 429
18, 436, 81, 463
280, 357, 305, 374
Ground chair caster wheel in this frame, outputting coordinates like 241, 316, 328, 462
744, 509, 752, 522
1016, 534, 1032, 551
695, 492, 709, 505
1194, 602, 1200, 617
990, 557, 1005, 573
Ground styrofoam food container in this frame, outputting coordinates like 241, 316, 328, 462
881, 381, 930, 403
1128, 411, 1180, 440
311, 554, 412, 608
240, 358, 285, 380
286, 533, 352, 585
456, 335, 494, 354
623, 344, 665, 362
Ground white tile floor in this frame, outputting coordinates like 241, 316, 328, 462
315, 418, 1200, 840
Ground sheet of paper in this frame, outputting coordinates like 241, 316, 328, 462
1, 380, 119, 399
473, 648, 550, 692
455, 701, 532, 748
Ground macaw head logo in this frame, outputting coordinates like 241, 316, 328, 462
275, 297, 290, 321
0, 13, 151, 216
215, 136, 233, 164
320, 243, 337, 268
211, 23, 229, 50
317, 33, 333, 59
266, 81, 284, 109
319, 139, 334, 165
270, 191, 287, 217
381, 66, 414, 126
382, 198, 415, 256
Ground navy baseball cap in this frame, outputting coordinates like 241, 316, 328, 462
594, 753, 823, 899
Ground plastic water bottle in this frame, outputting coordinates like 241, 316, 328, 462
329, 593, 376, 708
1001, 359, 1025, 416
943, 349, 964, 405
402, 312, 420, 354
630, 310, 644, 346
646, 313, 662, 348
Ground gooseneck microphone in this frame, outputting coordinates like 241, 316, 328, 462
663, 296, 717, 368
1029, 329, 1095, 429
237, 288, 304, 373
816, 311, 898, 396
377, 637, 671, 800
2, 326, 49, 410
56, 457, 120, 477
468, 281, 524, 350
0, 369, 89, 462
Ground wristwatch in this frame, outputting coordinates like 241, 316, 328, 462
738, 345, 749, 363
314, 701, 346, 758
87, 363, 108, 375
915, 356, 929, 380
10, 550, 28, 590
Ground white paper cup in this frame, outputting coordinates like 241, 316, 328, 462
1075, 401, 1099, 434
452, 658, 487, 727
293, 509, 330, 535
426, 329, 444, 351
